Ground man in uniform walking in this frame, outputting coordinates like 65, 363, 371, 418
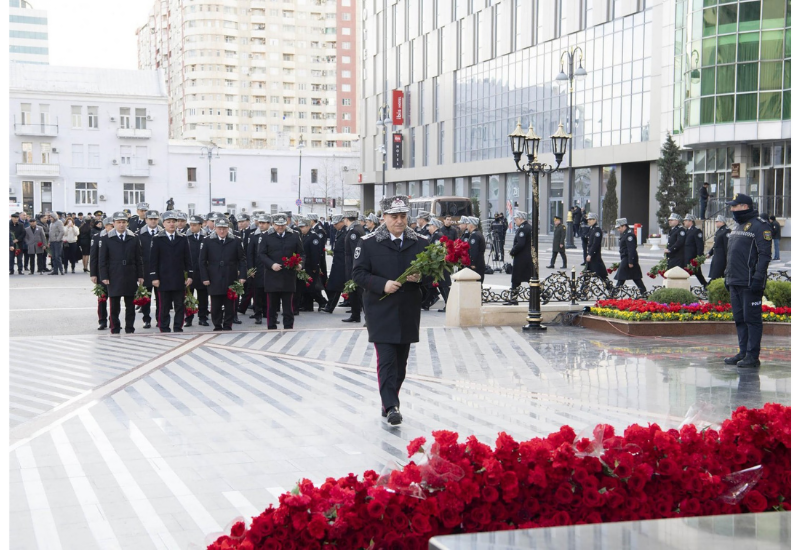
706, 214, 730, 281
504, 211, 532, 306
665, 213, 686, 269
342, 210, 366, 322
149, 211, 193, 333
546, 215, 567, 269
99, 212, 144, 334
137, 209, 161, 328
723, 194, 772, 368
612, 218, 647, 297
185, 215, 210, 327
683, 213, 709, 287
352, 195, 427, 426
582, 212, 613, 293
199, 217, 246, 331
322, 214, 347, 314
260, 213, 305, 330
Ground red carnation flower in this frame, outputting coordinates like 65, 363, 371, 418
306, 515, 328, 540
407, 437, 426, 457
229, 521, 246, 539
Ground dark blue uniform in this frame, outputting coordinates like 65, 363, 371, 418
707, 225, 730, 280
186, 231, 209, 325
684, 224, 708, 286
665, 225, 686, 269
149, 231, 193, 332
614, 228, 646, 295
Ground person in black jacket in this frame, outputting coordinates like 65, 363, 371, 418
299, 218, 325, 313
723, 194, 772, 369
198, 217, 246, 331
706, 215, 730, 281
9, 213, 25, 274
90, 217, 113, 329
665, 213, 686, 269
185, 215, 210, 327
137, 210, 161, 329
769, 215, 781, 260
490, 213, 507, 262
440, 215, 459, 242
612, 218, 646, 296
149, 211, 194, 333
582, 212, 613, 292
259, 213, 305, 330
504, 211, 532, 305
683, 213, 708, 287
546, 215, 567, 269
352, 195, 428, 426
465, 217, 486, 283
308, 213, 329, 296
127, 202, 148, 234
699, 182, 711, 219
99, 212, 144, 334
322, 215, 347, 314
245, 214, 270, 323
579, 221, 590, 265
342, 210, 367, 322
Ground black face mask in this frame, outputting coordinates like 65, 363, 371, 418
732, 207, 754, 223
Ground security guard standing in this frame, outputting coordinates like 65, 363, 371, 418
137, 210, 161, 329
127, 202, 148, 234
706, 214, 730, 281
246, 214, 270, 323
176, 212, 189, 235
149, 211, 193, 332
322, 214, 347, 313
185, 215, 209, 327
582, 212, 613, 292
198, 217, 246, 331
504, 211, 532, 306
613, 218, 647, 297
683, 213, 708, 287
723, 194, 772, 368
466, 217, 486, 284
307, 213, 329, 297
259, 213, 305, 330
99, 212, 144, 334
546, 215, 567, 269
665, 213, 686, 269
89, 217, 114, 330
342, 210, 366, 323
298, 217, 325, 312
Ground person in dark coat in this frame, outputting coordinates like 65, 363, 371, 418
246, 215, 270, 324
352, 195, 428, 426
307, 213, 329, 301
579, 221, 590, 265
322, 215, 347, 313
78, 218, 93, 272
99, 212, 144, 334
198, 217, 246, 331
546, 215, 567, 269
665, 213, 686, 269
259, 213, 305, 330
149, 211, 193, 333
706, 214, 730, 281
137, 210, 161, 329
185, 215, 210, 327
342, 210, 367, 322
127, 202, 148, 234
612, 218, 646, 296
299, 218, 325, 312
23, 218, 47, 275
571, 205, 583, 237
440, 215, 459, 242
490, 213, 507, 262
465, 217, 486, 283
90, 217, 113, 329
769, 215, 781, 260
504, 211, 532, 305
9, 213, 25, 274
683, 213, 709, 286
582, 212, 613, 291
699, 182, 711, 219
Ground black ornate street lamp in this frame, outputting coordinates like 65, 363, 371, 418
509, 120, 570, 331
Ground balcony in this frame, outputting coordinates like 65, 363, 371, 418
119, 164, 150, 177
14, 123, 59, 137
117, 128, 152, 139
16, 163, 60, 177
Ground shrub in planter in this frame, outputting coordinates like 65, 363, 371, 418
647, 287, 698, 305
765, 280, 791, 308
707, 278, 731, 304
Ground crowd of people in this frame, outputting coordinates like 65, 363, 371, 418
9, 210, 97, 275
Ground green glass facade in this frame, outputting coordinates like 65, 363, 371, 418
675, 0, 791, 131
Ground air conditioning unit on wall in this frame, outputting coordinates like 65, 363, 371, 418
112, 159, 118, 165
99, 195, 107, 201
188, 181, 195, 188
251, 201, 258, 207
148, 159, 155, 165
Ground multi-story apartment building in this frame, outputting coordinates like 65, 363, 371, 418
136, 0, 360, 153
9, 0, 49, 65
358, 0, 790, 241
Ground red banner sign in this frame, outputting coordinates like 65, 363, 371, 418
392, 90, 404, 125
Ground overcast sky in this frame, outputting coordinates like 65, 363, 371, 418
36, 0, 153, 70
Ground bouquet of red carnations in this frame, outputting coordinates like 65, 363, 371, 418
133, 285, 151, 307
283, 253, 312, 285
685, 254, 707, 275
379, 236, 469, 300
92, 283, 107, 303
607, 262, 620, 274
440, 236, 471, 267
227, 281, 245, 300
184, 287, 199, 315
342, 279, 358, 300
648, 258, 669, 279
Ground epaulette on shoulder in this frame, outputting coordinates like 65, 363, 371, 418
361, 232, 377, 240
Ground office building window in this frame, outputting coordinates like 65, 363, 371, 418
71, 106, 82, 128
119, 108, 131, 129
41, 143, 51, 164
271, 168, 278, 183
75, 182, 98, 205
123, 183, 145, 205
311, 169, 318, 183
423, 125, 429, 167
135, 108, 147, 129
410, 128, 416, 168
439, 122, 445, 165
72, 144, 83, 167
229, 167, 237, 182
20, 103, 31, 125
120, 145, 131, 165
187, 167, 197, 182
88, 106, 98, 129
21, 142, 32, 163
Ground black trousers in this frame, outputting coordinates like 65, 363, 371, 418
374, 342, 411, 412
10, 250, 22, 273
325, 291, 341, 312
238, 280, 253, 313
268, 292, 294, 328
252, 287, 266, 316
140, 283, 159, 324
348, 286, 362, 319
109, 295, 135, 333
97, 283, 108, 324
185, 286, 209, 322
210, 294, 235, 329
157, 289, 185, 331
730, 285, 764, 359
615, 278, 647, 294
691, 267, 708, 287
439, 271, 452, 304
550, 246, 567, 267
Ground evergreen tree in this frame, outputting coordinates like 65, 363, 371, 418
602, 168, 619, 232
656, 133, 697, 232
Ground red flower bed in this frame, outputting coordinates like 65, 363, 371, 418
207, 404, 790, 550
596, 299, 791, 317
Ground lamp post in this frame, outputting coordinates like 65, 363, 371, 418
297, 134, 304, 214
376, 105, 392, 199
555, 47, 587, 249
199, 144, 220, 213
508, 120, 570, 331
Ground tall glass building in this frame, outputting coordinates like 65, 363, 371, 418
9, 0, 49, 65
358, 0, 790, 238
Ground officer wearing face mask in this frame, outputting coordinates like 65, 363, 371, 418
723, 193, 772, 369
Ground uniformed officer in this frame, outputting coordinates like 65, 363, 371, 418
665, 213, 686, 269
612, 218, 647, 297
582, 212, 613, 291
415, 211, 431, 236
364, 212, 379, 233
259, 213, 305, 330
421, 218, 445, 311
706, 214, 731, 281
185, 215, 210, 327
579, 219, 590, 266
89, 217, 114, 330
137, 210, 161, 329
723, 194, 772, 369
683, 213, 709, 286
150, 211, 194, 332
128, 202, 148, 233
99, 212, 144, 334
322, 214, 347, 314
465, 217, 486, 283
176, 211, 189, 235
342, 210, 367, 323
352, 195, 427, 426
245, 214, 270, 323
236, 214, 256, 314
198, 217, 246, 331
307, 213, 329, 298
546, 215, 567, 269
504, 211, 532, 306
298, 218, 325, 312
458, 216, 470, 242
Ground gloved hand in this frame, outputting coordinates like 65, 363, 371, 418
750, 277, 765, 294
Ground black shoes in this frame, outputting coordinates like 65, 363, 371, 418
561, 265, 567, 269
143, 322, 151, 329
173, 328, 184, 333
233, 317, 242, 324
437, 307, 446, 313
125, 329, 135, 334
545, 265, 555, 269
267, 325, 278, 330
223, 327, 233, 331
184, 319, 192, 328
724, 352, 746, 365
160, 328, 172, 333
254, 315, 262, 325
213, 327, 223, 331
97, 323, 107, 330
386, 407, 402, 426
199, 320, 209, 326
342, 317, 361, 323
321, 307, 333, 314
737, 355, 761, 369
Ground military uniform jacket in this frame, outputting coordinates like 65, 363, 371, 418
665, 225, 686, 265
707, 226, 730, 280
198, 234, 247, 295
585, 225, 608, 278
259, 228, 305, 293
352, 225, 429, 344
128, 216, 146, 234
684, 225, 704, 265
150, 231, 193, 291
327, 228, 348, 292
467, 230, 486, 274
247, 230, 266, 289
615, 228, 642, 281
187, 232, 205, 290
344, 223, 367, 278
138, 227, 158, 286
724, 212, 772, 288
510, 221, 533, 285
552, 223, 566, 248
302, 231, 323, 292
89, 230, 106, 278
98, 230, 144, 297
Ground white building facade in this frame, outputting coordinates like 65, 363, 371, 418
9, 0, 49, 65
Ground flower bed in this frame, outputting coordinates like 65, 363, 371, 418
207, 404, 790, 550
591, 299, 791, 323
